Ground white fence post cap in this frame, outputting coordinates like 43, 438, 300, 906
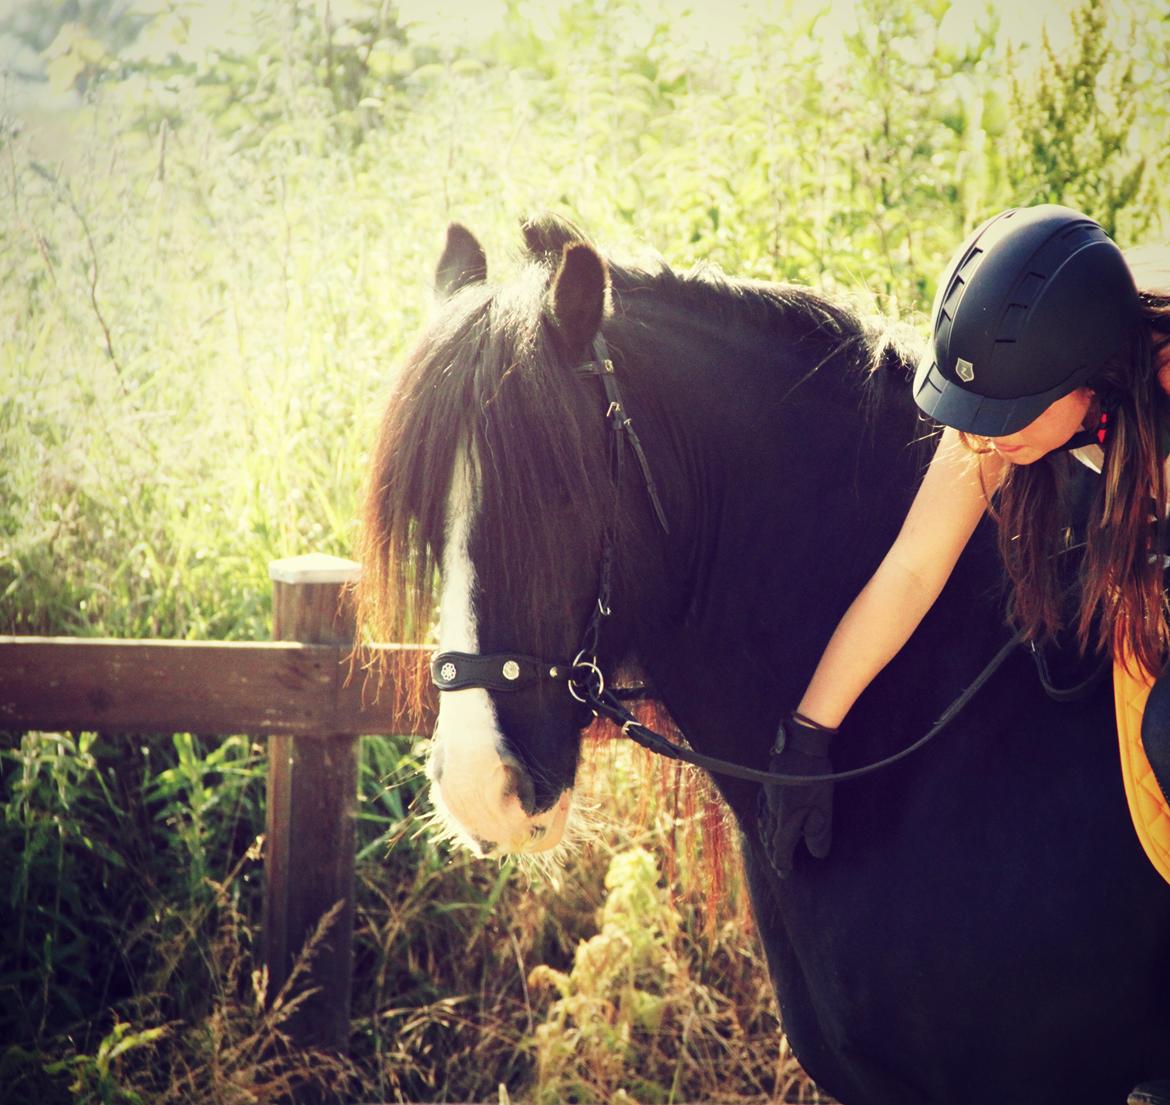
268, 554, 363, 585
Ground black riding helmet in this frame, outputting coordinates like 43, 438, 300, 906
913, 204, 1141, 437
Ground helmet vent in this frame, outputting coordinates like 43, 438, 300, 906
942, 248, 985, 318
1016, 271, 1046, 303
996, 272, 1046, 343
957, 249, 984, 280
941, 279, 963, 318
1058, 223, 1100, 249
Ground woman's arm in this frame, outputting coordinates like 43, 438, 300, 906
797, 427, 1005, 729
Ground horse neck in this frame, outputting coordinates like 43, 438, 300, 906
614, 293, 927, 654
608, 289, 998, 802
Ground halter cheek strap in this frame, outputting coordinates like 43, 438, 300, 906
578, 335, 671, 535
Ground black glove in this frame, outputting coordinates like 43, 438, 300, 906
758, 712, 836, 879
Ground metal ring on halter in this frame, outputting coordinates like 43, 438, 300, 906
568, 650, 605, 704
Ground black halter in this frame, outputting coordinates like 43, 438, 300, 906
431, 334, 666, 705
430, 335, 1024, 786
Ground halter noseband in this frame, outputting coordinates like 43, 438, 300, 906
430, 652, 571, 693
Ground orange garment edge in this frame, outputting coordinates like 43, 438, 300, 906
1112, 650, 1170, 885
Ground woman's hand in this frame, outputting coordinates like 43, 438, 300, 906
758, 713, 836, 879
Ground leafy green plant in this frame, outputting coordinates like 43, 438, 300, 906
1002, 0, 1164, 241
45, 1020, 169, 1105
527, 843, 811, 1105
529, 847, 686, 1103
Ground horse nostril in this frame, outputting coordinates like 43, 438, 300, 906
501, 758, 537, 816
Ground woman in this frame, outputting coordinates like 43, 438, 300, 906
762, 203, 1170, 1104
760, 210, 1170, 836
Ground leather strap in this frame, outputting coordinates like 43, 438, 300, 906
773, 719, 834, 758
580, 630, 1026, 786
579, 336, 671, 535
430, 651, 570, 692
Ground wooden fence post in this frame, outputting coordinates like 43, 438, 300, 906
263, 553, 362, 1053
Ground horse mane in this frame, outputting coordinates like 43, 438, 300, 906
356, 223, 924, 723
621, 257, 920, 378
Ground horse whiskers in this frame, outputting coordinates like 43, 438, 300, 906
502, 796, 613, 887
507, 849, 568, 888
559, 793, 609, 846
412, 803, 475, 853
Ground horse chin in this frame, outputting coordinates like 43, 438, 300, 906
426, 748, 575, 858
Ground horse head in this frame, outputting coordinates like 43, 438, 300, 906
361, 219, 652, 857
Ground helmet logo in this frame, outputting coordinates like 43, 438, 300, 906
956, 357, 975, 383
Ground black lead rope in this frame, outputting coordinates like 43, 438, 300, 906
574, 630, 1027, 786
431, 626, 1028, 786
1029, 641, 1112, 703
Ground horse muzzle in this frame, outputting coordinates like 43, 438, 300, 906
427, 711, 574, 856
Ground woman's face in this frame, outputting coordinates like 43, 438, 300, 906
989, 386, 1095, 465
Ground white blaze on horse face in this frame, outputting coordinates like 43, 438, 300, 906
427, 460, 572, 857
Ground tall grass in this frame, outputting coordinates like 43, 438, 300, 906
2, 718, 793, 1103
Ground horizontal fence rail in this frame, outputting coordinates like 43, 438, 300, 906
0, 637, 434, 736
0, 553, 437, 1086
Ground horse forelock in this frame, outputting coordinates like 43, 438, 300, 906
357, 263, 622, 686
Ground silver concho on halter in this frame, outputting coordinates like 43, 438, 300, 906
439, 661, 458, 684
502, 659, 521, 682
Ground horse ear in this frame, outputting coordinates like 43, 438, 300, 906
435, 223, 487, 299
549, 242, 609, 354
521, 213, 587, 263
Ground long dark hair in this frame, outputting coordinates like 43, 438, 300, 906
988, 249, 1170, 674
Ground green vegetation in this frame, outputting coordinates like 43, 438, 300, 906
2, 0, 1166, 1100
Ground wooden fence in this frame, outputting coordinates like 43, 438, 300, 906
0, 553, 434, 1054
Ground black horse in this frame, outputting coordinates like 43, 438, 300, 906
359, 216, 1170, 1105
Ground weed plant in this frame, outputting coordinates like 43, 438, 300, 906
2, 719, 810, 1104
